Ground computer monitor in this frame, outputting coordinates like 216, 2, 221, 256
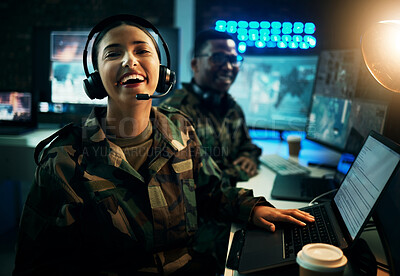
229, 54, 319, 132
0, 91, 37, 134
0, 92, 32, 122
306, 49, 388, 153
33, 26, 180, 124
50, 31, 105, 105
306, 94, 352, 152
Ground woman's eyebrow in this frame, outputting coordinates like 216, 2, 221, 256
103, 41, 149, 51
103, 43, 120, 51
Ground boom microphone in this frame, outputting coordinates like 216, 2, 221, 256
136, 70, 176, 100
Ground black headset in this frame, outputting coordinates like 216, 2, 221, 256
82, 14, 176, 100
191, 82, 235, 110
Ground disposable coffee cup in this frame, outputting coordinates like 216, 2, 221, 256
287, 135, 302, 156
296, 243, 347, 276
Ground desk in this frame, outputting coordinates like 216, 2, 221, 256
224, 138, 389, 276
0, 128, 58, 233
0, 128, 58, 183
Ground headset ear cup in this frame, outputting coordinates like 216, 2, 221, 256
156, 65, 175, 93
83, 71, 108, 100
156, 65, 168, 93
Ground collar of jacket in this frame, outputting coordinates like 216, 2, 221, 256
80, 106, 191, 182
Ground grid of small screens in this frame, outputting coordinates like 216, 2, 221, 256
229, 55, 319, 131
306, 49, 390, 154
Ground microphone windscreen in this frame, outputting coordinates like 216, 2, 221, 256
136, 94, 151, 100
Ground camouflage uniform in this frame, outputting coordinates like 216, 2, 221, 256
14, 106, 268, 276
160, 82, 265, 273
161, 82, 262, 186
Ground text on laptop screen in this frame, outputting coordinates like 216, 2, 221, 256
334, 135, 400, 239
0, 92, 32, 122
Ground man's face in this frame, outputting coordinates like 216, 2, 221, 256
191, 39, 240, 94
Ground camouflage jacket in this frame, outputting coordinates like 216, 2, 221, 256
161, 82, 262, 184
14, 106, 266, 276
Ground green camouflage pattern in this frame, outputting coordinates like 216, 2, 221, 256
161, 83, 262, 185
14, 106, 265, 275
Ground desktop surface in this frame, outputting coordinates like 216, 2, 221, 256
0, 127, 59, 148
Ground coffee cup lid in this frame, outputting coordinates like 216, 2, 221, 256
296, 243, 347, 272
287, 135, 301, 142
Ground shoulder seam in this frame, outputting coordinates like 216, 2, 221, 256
34, 123, 77, 165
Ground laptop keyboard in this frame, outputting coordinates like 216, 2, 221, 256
283, 205, 339, 259
260, 154, 311, 175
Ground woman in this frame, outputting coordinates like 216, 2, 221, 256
13, 15, 314, 276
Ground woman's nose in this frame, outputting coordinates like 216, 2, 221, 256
122, 53, 137, 68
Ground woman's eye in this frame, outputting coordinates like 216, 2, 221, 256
105, 51, 120, 58
136, 49, 151, 55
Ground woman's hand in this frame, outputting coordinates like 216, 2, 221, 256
251, 206, 315, 232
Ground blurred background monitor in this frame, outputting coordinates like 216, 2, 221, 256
33, 27, 179, 125
306, 49, 388, 154
229, 54, 319, 132
50, 31, 106, 106
0, 92, 32, 122
0, 91, 37, 134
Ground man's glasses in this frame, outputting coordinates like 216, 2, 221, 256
196, 52, 243, 67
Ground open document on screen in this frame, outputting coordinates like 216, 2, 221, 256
334, 135, 400, 239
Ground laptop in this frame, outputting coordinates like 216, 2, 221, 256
270, 153, 355, 202
0, 91, 37, 135
230, 131, 400, 274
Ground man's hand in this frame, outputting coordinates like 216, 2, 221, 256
233, 156, 258, 177
251, 206, 315, 232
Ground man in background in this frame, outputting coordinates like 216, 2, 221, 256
161, 29, 261, 187
160, 29, 262, 273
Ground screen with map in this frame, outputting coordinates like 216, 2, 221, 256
229, 55, 319, 131
306, 49, 388, 152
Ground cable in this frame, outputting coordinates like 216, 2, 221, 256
376, 261, 390, 273
365, 221, 376, 228
308, 189, 338, 206
362, 227, 377, 232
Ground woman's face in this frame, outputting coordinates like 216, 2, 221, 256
97, 24, 160, 105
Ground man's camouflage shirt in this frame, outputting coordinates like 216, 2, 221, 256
161, 82, 262, 184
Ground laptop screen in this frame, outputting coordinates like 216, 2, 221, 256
0, 91, 32, 122
334, 134, 400, 240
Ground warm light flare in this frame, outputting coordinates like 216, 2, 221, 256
362, 20, 400, 93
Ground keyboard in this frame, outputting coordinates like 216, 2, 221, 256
283, 205, 339, 259
260, 154, 311, 175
